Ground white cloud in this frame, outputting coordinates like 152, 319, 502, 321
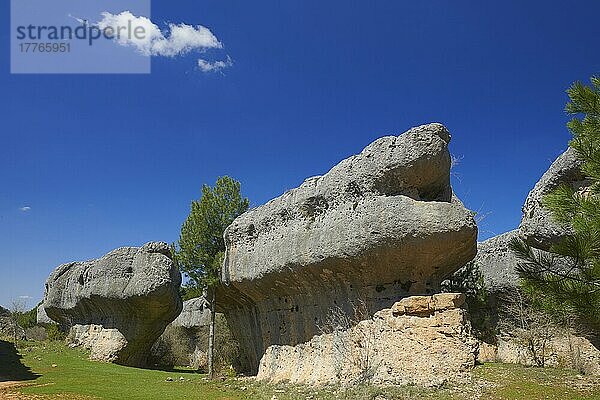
19, 206, 31, 212
197, 56, 233, 73
97, 11, 222, 58
19, 295, 33, 299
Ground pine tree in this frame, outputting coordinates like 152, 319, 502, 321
510, 76, 600, 332
174, 176, 249, 378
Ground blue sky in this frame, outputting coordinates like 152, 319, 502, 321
1, 1, 599, 308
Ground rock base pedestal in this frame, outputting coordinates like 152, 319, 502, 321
257, 293, 478, 387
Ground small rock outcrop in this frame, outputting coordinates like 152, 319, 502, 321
219, 123, 478, 373
257, 294, 477, 386
519, 148, 589, 250
43, 242, 182, 366
479, 336, 600, 375
68, 324, 128, 361
0, 307, 26, 340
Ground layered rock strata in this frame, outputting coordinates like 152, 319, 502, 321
257, 294, 478, 386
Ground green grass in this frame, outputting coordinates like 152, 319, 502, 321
9, 341, 241, 400
3, 339, 600, 400
473, 363, 600, 400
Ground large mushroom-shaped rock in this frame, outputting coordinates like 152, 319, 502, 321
519, 148, 589, 250
43, 242, 182, 366
219, 123, 478, 373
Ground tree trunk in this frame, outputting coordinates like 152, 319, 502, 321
208, 286, 216, 379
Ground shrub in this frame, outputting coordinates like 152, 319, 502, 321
45, 324, 66, 341
16, 306, 38, 330
25, 326, 48, 341
442, 261, 496, 342
150, 325, 194, 368
195, 314, 240, 373
150, 314, 240, 374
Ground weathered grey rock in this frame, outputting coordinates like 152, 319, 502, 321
468, 149, 588, 290
172, 297, 210, 329
43, 242, 182, 366
473, 230, 520, 291
461, 148, 600, 375
519, 148, 589, 250
257, 294, 478, 386
36, 304, 55, 324
219, 123, 478, 373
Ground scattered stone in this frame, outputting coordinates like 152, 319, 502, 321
219, 123, 477, 373
166, 377, 173, 382
42, 242, 182, 367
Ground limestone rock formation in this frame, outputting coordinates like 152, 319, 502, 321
473, 149, 587, 290
36, 304, 54, 324
172, 297, 211, 329
478, 335, 600, 375
219, 123, 478, 373
43, 242, 182, 366
473, 230, 520, 291
68, 324, 128, 362
257, 294, 478, 386
473, 149, 588, 289
461, 147, 600, 375
519, 148, 589, 250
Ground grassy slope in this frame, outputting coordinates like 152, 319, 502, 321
4, 340, 600, 400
